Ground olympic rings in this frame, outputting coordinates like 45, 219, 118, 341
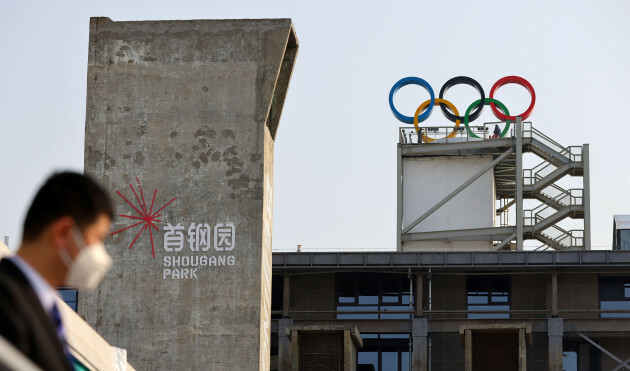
389, 77, 435, 124
439, 76, 485, 123
489, 76, 536, 121
414, 99, 460, 143
389, 76, 535, 125
464, 98, 510, 139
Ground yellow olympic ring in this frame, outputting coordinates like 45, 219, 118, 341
413, 99, 460, 143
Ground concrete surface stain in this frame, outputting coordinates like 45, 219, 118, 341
134, 151, 145, 165
193, 127, 216, 139
86, 146, 103, 168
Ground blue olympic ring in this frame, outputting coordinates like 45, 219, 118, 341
389, 77, 435, 125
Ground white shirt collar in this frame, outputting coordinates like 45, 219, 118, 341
8, 255, 60, 313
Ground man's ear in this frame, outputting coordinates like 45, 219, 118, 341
49, 216, 74, 251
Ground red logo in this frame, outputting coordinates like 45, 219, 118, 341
110, 178, 176, 258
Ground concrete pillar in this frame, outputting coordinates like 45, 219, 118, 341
551, 272, 558, 317
412, 318, 428, 371
343, 330, 357, 371
548, 318, 563, 371
519, 328, 526, 371
464, 329, 473, 371
81, 17, 298, 371
290, 329, 299, 371
416, 272, 423, 318
278, 319, 293, 371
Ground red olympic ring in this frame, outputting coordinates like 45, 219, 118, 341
489, 76, 536, 121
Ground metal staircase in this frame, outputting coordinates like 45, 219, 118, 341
397, 120, 590, 251
520, 124, 586, 250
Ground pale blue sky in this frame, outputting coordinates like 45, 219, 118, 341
1, 0, 629, 251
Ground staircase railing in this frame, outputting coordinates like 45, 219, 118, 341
522, 122, 583, 162
539, 228, 584, 249
524, 203, 555, 226
540, 185, 583, 207
524, 162, 557, 185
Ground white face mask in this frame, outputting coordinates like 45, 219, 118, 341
58, 227, 113, 291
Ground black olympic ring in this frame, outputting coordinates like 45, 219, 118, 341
438, 76, 485, 123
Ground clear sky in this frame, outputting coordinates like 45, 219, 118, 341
1, 0, 629, 251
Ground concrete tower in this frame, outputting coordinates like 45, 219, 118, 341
81, 17, 298, 370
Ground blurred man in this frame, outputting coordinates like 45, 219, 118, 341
0, 172, 114, 370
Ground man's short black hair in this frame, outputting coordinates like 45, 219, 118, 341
22, 172, 114, 242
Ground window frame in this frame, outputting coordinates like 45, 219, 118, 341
599, 275, 630, 318
466, 275, 511, 319
358, 333, 411, 371
335, 273, 414, 320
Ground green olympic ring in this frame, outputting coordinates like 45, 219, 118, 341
464, 98, 511, 139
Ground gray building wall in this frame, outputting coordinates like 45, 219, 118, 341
557, 274, 599, 319
511, 274, 547, 319
430, 275, 466, 319
81, 17, 297, 370
290, 274, 336, 321
526, 333, 548, 371
430, 333, 465, 371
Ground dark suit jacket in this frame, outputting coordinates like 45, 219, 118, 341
0, 258, 73, 371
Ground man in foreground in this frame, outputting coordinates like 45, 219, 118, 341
0, 172, 114, 370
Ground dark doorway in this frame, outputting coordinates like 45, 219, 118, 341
472, 331, 518, 371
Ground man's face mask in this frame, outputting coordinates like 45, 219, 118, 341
58, 226, 112, 291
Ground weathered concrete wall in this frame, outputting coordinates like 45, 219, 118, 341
81, 17, 297, 370
289, 274, 336, 321
555, 273, 598, 319
526, 333, 548, 371
511, 274, 547, 319
430, 333, 465, 371
430, 275, 466, 319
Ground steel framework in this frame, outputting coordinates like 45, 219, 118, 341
397, 119, 590, 251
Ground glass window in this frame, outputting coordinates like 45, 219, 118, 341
357, 334, 410, 371
57, 288, 77, 311
620, 230, 630, 251
467, 275, 510, 319
358, 352, 378, 370
599, 276, 630, 318
335, 273, 413, 320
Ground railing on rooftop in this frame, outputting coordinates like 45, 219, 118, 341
399, 122, 581, 161
399, 122, 514, 144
